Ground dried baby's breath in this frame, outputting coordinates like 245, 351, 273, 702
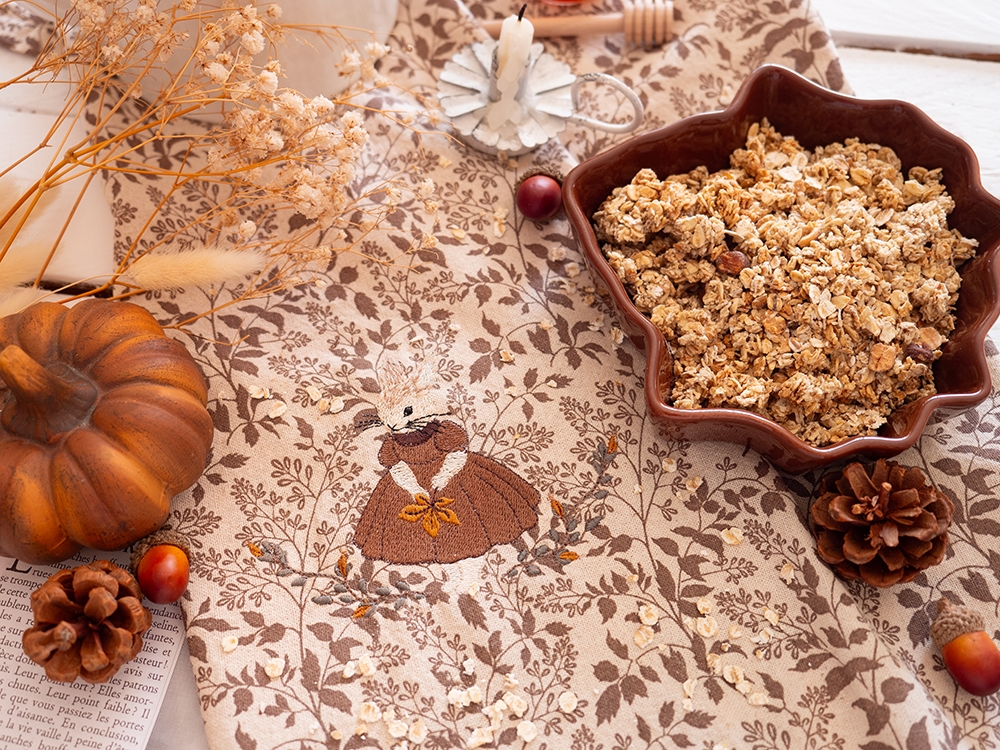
1, 1, 433, 325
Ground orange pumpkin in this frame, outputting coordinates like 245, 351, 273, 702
0, 300, 213, 563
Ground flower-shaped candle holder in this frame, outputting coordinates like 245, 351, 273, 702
437, 38, 643, 156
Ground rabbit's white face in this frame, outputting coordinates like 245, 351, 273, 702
375, 360, 445, 433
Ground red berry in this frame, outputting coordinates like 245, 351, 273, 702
136, 544, 190, 604
516, 174, 562, 220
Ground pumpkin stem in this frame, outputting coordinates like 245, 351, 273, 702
0, 345, 98, 443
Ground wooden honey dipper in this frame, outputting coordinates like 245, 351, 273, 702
482, 0, 674, 49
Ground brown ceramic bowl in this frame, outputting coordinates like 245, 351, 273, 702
563, 64, 1000, 473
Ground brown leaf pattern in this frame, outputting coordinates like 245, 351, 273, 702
7, 0, 1000, 747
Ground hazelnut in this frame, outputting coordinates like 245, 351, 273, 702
904, 342, 935, 363
715, 250, 750, 275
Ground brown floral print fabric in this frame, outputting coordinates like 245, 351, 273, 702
8, 0, 1000, 748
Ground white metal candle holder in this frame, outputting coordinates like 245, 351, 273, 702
437, 39, 644, 156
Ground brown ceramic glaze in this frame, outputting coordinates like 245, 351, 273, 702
563, 65, 1000, 473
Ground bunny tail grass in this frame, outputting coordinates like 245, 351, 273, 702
119, 247, 267, 291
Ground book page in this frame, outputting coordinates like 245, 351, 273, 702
0, 551, 185, 750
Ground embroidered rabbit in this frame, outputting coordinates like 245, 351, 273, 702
353, 361, 539, 564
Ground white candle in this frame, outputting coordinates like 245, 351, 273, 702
486, 8, 534, 129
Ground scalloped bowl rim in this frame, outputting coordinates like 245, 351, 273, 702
563, 64, 1000, 470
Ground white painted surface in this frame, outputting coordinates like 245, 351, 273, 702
811, 0, 1000, 49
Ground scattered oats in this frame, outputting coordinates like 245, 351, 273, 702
502, 692, 527, 717
611, 326, 625, 345
748, 692, 769, 706
728, 624, 743, 641
467, 726, 493, 748
358, 702, 382, 724
763, 607, 780, 626
343, 661, 357, 679
355, 723, 368, 737
682, 678, 697, 698
357, 653, 375, 677
697, 597, 713, 615
696, 616, 719, 639
565, 261, 582, 278
250, 385, 271, 400
438, 155, 452, 168
658, 643, 669, 652
448, 688, 468, 707
683, 616, 696, 631
755, 649, 764, 660
466, 685, 483, 704
221, 635, 239, 653
449, 322, 462, 332
626, 573, 639, 583
633, 625, 655, 648
662, 457, 677, 473
750, 628, 773, 645
588, 316, 606, 332
634, 484, 643, 495
546, 379, 558, 388
499, 349, 514, 363
305, 385, 322, 403
482, 701, 506, 729
682, 697, 693, 712
387, 719, 408, 739
548, 245, 567, 262
264, 656, 285, 678
714, 744, 730, 750
331, 730, 343, 741
706, 653, 722, 674
721, 528, 744, 545
735, 679, 753, 695
314, 278, 327, 288
779, 562, 795, 584
266, 400, 287, 419
720, 642, 731, 652
492, 206, 508, 237
318, 398, 330, 412
449, 225, 467, 240
685, 476, 703, 492
558, 690, 578, 714
504, 385, 519, 397
408, 718, 428, 743
722, 665, 744, 685
468, 585, 480, 598
535, 320, 555, 334
503, 674, 520, 690
517, 720, 539, 743
463, 658, 476, 676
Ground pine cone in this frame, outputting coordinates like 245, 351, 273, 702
22, 560, 152, 683
811, 459, 954, 587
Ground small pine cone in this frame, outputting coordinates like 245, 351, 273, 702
811, 458, 954, 587
22, 560, 152, 683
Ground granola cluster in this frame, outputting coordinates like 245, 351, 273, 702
594, 120, 977, 446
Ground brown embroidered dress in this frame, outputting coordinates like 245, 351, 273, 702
354, 420, 539, 563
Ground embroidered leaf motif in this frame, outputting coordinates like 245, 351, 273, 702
550, 495, 564, 517
352, 605, 372, 619
399, 494, 461, 537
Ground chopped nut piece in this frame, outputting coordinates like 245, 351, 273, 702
715, 250, 750, 275
905, 342, 935, 363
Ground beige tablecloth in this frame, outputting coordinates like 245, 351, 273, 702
10, 0, 1000, 748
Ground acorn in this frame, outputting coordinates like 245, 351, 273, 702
931, 598, 1000, 696
515, 168, 563, 221
130, 530, 192, 605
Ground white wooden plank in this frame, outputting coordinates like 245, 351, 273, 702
835, 47, 1000, 198
811, 0, 1000, 50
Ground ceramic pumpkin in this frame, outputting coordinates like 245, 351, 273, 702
0, 300, 213, 564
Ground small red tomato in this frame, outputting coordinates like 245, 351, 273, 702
516, 174, 562, 220
136, 544, 190, 604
